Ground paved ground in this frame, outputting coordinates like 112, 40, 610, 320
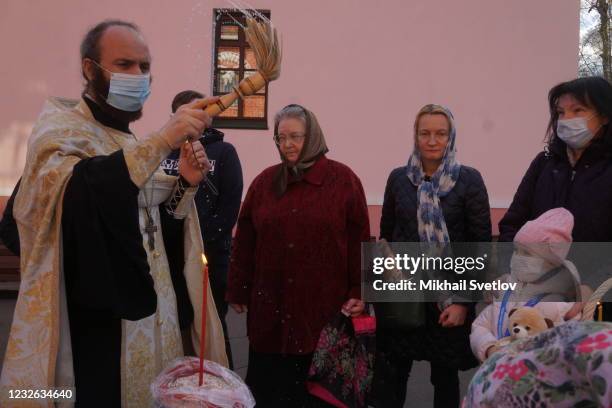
0, 294, 478, 407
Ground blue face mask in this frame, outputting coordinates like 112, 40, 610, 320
92, 61, 151, 112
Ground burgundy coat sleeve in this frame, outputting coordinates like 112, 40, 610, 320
346, 171, 370, 300
226, 179, 257, 305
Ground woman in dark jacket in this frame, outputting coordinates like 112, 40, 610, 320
227, 104, 370, 407
499, 76, 612, 321
374, 104, 491, 408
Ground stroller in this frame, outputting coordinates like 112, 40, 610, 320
463, 278, 612, 407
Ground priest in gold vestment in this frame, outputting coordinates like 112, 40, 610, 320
0, 20, 227, 407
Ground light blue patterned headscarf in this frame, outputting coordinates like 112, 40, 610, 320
406, 104, 461, 243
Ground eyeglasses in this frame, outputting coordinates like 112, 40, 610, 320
273, 133, 306, 146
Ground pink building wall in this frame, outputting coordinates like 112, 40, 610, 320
0, 1, 579, 232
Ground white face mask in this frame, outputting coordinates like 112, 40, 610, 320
510, 254, 548, 282
556, 116, 597, 149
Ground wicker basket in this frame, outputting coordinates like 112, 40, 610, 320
580, 277, 612, 321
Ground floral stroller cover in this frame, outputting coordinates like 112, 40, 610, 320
464, 320, 612, 408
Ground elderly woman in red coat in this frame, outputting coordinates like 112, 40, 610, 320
226, 104, 370, 407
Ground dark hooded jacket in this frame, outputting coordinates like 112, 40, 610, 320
161, 128, 243, 250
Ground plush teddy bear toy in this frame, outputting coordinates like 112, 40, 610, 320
507, 307, 554, 340
488, 307, 554, 357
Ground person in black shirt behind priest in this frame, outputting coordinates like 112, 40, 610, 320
162, 90, 243, 367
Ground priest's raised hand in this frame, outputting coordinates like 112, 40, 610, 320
160, 96, 219, 149
179, 140, 211, 186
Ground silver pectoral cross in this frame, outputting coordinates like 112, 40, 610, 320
145, 216, 158, 252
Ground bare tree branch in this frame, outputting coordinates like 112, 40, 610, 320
579, 0, 611, 80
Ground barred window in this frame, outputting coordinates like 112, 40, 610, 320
212, 9, 270, 129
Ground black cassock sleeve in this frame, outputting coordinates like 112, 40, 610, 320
159, 205, 194, 330
62, 150, 157, 321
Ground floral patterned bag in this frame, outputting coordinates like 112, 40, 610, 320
464, 321, 612, 408
306, 312, 376, 408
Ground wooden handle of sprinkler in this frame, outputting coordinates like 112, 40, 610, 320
203, 71, 267, 117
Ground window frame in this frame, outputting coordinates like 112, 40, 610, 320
211, 8, 271, 130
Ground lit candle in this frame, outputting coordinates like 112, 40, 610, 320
597, 302, 603, 322
199, 253, 209, 386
